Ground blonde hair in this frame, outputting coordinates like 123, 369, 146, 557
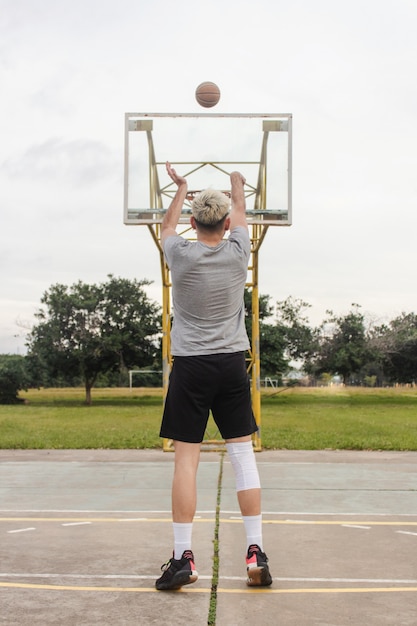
191, 189, 230, 225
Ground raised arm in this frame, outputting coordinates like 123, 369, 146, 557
229, 171, 248, 231
161, 162, 188, 244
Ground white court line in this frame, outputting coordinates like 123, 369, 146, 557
1, 509, 417, 517
0, 509, 175, 514
7, 528, 36, 534
224, 461, 316, 465
1, 573, 417, 585
222, 576, 417, 584
0, 572, 211, 581
342, 524, 371, 529
260, 511, 417, 517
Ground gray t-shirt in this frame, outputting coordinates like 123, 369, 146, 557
163, 226, 251, 356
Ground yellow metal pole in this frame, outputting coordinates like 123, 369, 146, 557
161, 258, 173, 451
161, 260, 171, 394
250, 225, 262, 451
146, 217, 173, 450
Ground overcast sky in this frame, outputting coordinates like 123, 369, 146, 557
1, 0, 417, 354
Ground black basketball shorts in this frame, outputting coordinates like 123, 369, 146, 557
159, 352, 258, 443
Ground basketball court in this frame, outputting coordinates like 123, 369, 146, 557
3, 109, 415, 624
1, 449, 417, 625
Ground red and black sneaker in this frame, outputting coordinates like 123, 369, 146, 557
246, 544, 273, 587
155, 550, 198, 591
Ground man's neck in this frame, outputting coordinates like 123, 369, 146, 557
196, 232, 225, 247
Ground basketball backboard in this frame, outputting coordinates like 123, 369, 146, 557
123, 113, 292, 226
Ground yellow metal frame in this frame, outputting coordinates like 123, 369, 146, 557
124, 113, 292, 451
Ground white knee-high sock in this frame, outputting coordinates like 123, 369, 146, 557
173, 522, 193, 559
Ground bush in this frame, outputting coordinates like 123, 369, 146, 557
0, 356, 30, 404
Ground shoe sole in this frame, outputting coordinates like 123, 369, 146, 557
246, 564, 272, 587
156, 571, 198, 591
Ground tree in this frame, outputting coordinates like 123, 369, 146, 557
312, 304, 371, 385
258, 322, 288, 380
243, 292, 320, 381
0, 355, 31, 404
275, 296, 319, 370
27, 275, 161, 404
243, 289, 289, 378
243, 288, 274, 338
372, 313, 417, 384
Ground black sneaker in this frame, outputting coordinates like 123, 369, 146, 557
246, 544, 273, 587
155, 550, 198, 591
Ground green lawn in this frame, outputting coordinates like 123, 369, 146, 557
260, 387, 417, 450
0, 386, 416, 450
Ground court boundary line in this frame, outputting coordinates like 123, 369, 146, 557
1, 573, 417, 584
1, 581, 417, 595
2, 516, 417, 526
1, 508, 417, 516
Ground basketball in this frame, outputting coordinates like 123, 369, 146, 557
195, 82, 221, 108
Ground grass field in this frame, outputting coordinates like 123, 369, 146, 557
0, 386, 416, 450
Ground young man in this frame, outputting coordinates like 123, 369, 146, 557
155, 162, 272, 591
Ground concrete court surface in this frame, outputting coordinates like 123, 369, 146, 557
1, 449, 417, 626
